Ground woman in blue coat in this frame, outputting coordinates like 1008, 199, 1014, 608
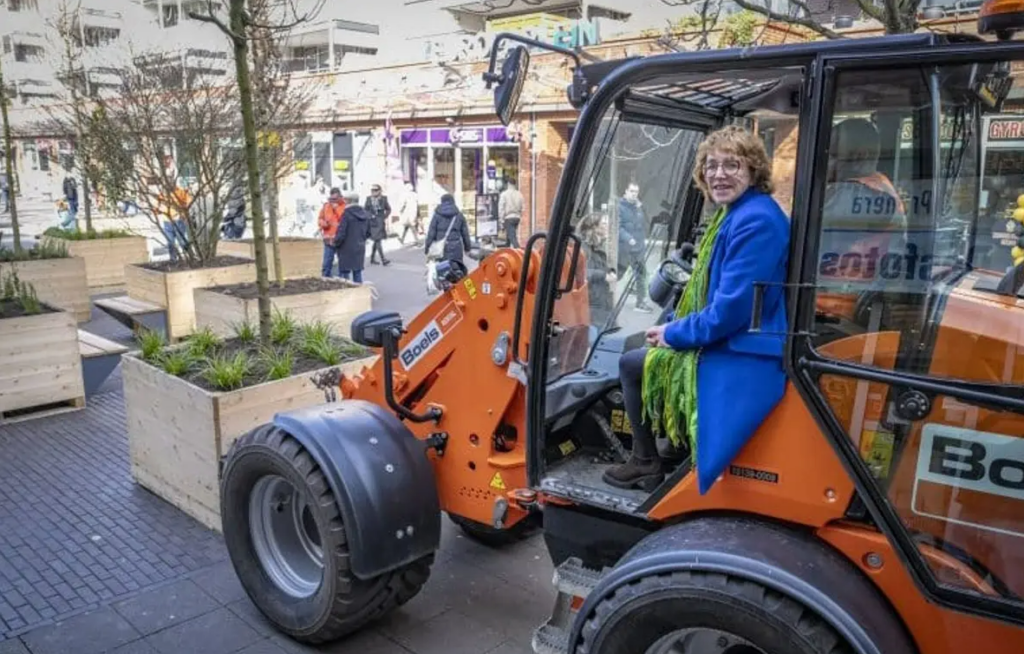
603, 125, 791, 495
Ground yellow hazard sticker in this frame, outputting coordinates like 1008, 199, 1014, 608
464, 278, 477, 299
860, 429, 895, 479
610, 409, 632, 434
489, 472, 506, 490
558, 440, 577, 456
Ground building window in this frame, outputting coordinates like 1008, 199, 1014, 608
10, 0, 40, 11
288, 46, 330, 73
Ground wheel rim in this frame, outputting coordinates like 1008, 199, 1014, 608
249, 474, 324, 598
645, 628, 767, 654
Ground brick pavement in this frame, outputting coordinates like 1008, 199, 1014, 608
0, 243, 553, 653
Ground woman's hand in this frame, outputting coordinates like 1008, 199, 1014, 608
645, 324, 668, 348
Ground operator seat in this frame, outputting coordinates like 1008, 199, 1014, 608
817, 118, 909, 329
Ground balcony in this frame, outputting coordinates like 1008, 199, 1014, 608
281, 19, 380, 73
3, 59, 53, 85
76, 5, 126, 31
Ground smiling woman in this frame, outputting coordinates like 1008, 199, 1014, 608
603, 124, 792, 493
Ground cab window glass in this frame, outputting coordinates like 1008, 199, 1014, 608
811, 61, 1024, 612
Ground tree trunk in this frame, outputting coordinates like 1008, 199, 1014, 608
231, 0, 272, 343
0, 58, 21, 254
267, 151, 283, 287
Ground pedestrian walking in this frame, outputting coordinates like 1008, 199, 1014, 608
617, 182, 653, 313
424, 193, 472, 265
498, 179, 524, 248
333, 190, 371, 283
318, 187, 346, 277
62, 175, 79, 226
397, 181, 420, 245
365, 183, 391, 266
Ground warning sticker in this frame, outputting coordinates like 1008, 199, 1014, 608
489, 472, 506, 490
610, 409, 633, 434
464, 278, 477, 299
859, 429, 895, 479
481, 282, 492, 295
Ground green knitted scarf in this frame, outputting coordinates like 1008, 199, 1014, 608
640, 205, 728, 455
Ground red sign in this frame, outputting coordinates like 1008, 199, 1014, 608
988, 118, 1024, 141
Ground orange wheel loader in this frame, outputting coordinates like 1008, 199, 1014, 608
217, 6, 1024, 653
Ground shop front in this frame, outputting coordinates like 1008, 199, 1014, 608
399, 124, 522, 234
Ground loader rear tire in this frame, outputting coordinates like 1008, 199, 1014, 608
577, 570, 853, 654
220, 424, 433, 644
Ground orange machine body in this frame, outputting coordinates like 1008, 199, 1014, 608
342, 243, 1024, 652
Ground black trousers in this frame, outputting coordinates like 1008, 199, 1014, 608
370, 239, 386, 262
619, 348, 657, 460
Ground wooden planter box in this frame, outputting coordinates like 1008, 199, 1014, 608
0, 307, 86, 422
125, 258, 256, 341
0, 258, 90, 323
122, 352, 377, 531
193, 278, 373, 338
42, 235, 149, 293
218, 237, 322, 280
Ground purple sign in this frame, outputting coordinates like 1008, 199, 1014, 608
399, 126, 519, 147
399, 130, 428, 145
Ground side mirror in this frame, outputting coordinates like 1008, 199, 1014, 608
351, 310, 404, 348
492, 45, 530, 126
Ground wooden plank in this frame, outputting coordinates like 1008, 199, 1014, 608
0, 257, 91, 322
122, 351, 375, 532
0, 309, 86, 415
42, 235, 149, 291
78, 329, 129, 357
94, 295, 164, 315
1, 398, 85, 425
217, 238, 320, 280
163, 261, 255, 341
125, 263, 168, 310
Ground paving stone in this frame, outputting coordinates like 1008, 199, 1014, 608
19, 607, 139, 654
143, 608, 262, 654
234, 640, 289, 654
0, 638, 29, 654
272, 629, 411, 654
0, 392, 227, 637
106, 640, 158, 654
188, 563, 247, 606
386, 609, 505, 654
112, 579, 220, 636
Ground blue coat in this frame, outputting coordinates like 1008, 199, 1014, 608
662, 187, 790, 494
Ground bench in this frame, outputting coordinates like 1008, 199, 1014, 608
93, 295, 167, 337
78, 329, 130, 398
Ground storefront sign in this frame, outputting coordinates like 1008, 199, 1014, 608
399, 126, 518, 147
988, 118, 1024, 141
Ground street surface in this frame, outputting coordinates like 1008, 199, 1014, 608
0, 208, 551, 654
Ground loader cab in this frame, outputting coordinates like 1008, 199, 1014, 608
489, 29, 1024, 630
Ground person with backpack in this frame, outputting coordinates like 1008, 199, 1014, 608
424, 193, 472, 264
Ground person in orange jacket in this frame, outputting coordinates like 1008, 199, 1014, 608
318, 187, 346, 277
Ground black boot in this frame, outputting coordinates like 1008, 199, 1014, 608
602, 455, 664, 491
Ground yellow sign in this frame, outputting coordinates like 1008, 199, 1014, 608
860, 429, 895, 479
333, 160, 350, 171
463, 278, 477, 300
610, 409, 632, 435
487, 13, 562, 32
489, 472, 506, 490
558, 440, 577, 456
294, 161, 309, 171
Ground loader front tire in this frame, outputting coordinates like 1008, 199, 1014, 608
220, 425, 433, 644
577, 570, 853, 654
448, 512, 540, 548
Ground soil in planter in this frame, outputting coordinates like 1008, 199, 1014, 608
0, 298, 59, 319
208, 277, 351, 300
140, 255, 254, 273
228, 236, 317, 244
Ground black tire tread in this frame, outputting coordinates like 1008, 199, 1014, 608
577, 570, 851, 654
223, 425, 433, 644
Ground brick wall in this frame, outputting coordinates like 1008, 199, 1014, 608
519, 118, 572, 240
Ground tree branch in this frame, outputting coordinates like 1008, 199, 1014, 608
187, 0, 243, 42
730, 0, 843, 39
852, 0, 885, 22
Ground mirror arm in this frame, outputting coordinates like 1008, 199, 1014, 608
484, 32, 583, 88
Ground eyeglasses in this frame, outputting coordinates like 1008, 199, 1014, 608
703, 159, 744, 175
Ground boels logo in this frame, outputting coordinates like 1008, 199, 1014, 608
398, 303, 462, 372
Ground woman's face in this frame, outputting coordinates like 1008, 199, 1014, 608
704, 149, 752, 205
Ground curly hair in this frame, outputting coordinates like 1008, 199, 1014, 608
692, 125, 774, 200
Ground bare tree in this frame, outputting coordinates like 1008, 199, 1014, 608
0, 57, 20, 254
87, 53, 245, 266
44, 0, 97, 232
189, 0, 326, 342
248, 0, 321, 287
659, 0, 918, 39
